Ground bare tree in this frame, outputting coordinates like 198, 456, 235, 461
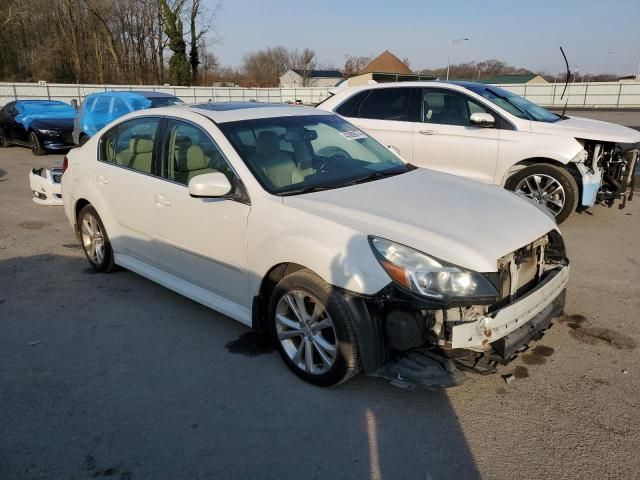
343, 55, 371, 77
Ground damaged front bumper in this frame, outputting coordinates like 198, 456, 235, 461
349, 233, 569, 389
29, 167, 63, 205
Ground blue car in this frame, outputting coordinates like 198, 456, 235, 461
73, 91, 184, 145
0, 100, 76, 155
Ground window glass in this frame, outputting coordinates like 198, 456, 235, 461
163, 120, 234, 185
111, 98, 130, 117
334, 90, 370, 117
100, 117, 159, 174
219, 114, 411, 195
358, 88, 414, 121
92, 97, 111, 115
422, 89, 489, 126
464, 84, 560, 123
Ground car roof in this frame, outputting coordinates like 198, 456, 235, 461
152, 102, 334, 123
332, 80, 477, 94
86, 90, 178, 99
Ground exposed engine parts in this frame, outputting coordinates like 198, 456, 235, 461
583, 140, 638, 208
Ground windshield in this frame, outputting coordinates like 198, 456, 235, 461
465, 85, 561, 123
219, 114, 411, 195
149, 97, 184, 108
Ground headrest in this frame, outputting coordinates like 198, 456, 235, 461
256, 131, 279, 155
129, 137, 154, 154
186, 145, 207, 171
284, 128, 318, 142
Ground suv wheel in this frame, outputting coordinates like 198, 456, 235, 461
78, 205, 115, 272
30, 131, 45, 156
505, 164, 579, 224
269, 269, 360, 386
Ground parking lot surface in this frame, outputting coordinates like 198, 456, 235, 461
1, 145, 639, 480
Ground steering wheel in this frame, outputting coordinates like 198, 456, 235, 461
315, 146, 352, 172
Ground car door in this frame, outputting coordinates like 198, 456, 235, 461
151, 118, 250, 306
412, 88, 500, 184
95, 116, 162, 265
335, 87, 419, 162
6, 102, 27, 142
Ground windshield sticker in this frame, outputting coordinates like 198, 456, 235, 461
339, 129, 367, 141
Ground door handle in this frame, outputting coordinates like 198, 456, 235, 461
418, 129, 438, 135
95, 175, 109, 185
153, 193, 171, 207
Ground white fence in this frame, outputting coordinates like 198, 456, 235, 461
0, 83, 332, 107
2, 81, 640, 109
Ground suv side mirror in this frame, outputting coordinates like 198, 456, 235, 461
470, 112, 495, 128
188, 172, 232, 198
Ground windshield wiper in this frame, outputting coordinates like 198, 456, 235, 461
279, 185, 337, 196
341, 168, 408, 187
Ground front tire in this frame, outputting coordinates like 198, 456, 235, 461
30, 131, 45, 156
78, 205, 115, 272
269, 269, 360, 386
0, 128, 9, 147
505, 164, 579, 224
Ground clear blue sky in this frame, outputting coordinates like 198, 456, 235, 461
204, 0, 639, 75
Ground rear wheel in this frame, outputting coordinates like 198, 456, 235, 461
505, 164, 579, 224
269, 269, 360, 386
30, 131, 45, 156
78, 205, 115, 272
0, 128, 9, 147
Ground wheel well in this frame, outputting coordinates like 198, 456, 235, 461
74, 198, 90, 223
253, 262, 307, 333
503, 158, 576, 186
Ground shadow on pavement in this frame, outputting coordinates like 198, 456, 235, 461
0, 249, 480, 479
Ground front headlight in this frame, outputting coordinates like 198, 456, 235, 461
38, 129, 59, 136
369, 236, 498, 304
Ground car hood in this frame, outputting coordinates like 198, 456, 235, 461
30, 117, 75, 131
283, 169, 557, 273
530, 116, 640, 144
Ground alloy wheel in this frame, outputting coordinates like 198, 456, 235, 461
81, 213, 105, 265
515, 174, 566, 217
275, 291, 337, 375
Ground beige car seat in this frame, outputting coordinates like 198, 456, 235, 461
248, 131, 302, 189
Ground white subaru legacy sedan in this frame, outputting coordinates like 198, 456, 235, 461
318, 82, 639, 224
62, 103, 570, 387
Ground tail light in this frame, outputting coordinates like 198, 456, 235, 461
62, 156, 68, 175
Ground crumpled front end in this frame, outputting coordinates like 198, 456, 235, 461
577, 140, 638, 209
359, 231, 569, 388
29, 167, 63, 205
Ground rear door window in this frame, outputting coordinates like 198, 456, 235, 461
100, 117, 160, 174
357, 88, 417, 121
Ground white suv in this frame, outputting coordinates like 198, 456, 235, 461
62, 103, 569, 387
318, 82, 639, 223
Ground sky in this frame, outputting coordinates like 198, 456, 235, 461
202, 0, 640, 76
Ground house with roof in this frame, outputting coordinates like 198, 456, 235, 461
279, 69, 343, 87
481, 74, 548, 85
346, 50, 434, 85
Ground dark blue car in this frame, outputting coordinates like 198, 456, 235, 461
0, 100, 76, 155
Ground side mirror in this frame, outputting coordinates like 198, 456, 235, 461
470, 112, 495, 128
188, 172, 232, 198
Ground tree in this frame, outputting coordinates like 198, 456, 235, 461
288, 48, 316, 86
159, 0, 191, 86
343, 55, 371, 77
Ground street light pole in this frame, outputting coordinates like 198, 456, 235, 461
446, 38, 469, 81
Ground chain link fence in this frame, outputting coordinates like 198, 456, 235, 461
2, 81, 640, 108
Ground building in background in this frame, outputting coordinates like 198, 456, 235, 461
346, 50, 436, 85
279, 69, 343, 87
481, 74, 548, 84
